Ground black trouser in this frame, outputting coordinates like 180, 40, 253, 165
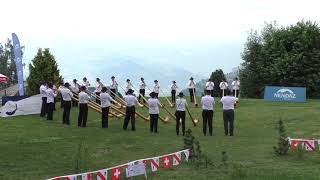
155, 93, 159, 98
223, 109, 234, 136
123, 106, 135, 130
40, 97, 47, 117
78, 104, 88, 127
139, 89, 146, 103
202, 110, 213, 136
47, 102, 54, 120
210, 90, 214, 97
150, 114, 159, 133
96, 92, 101, 104
233, 90, 239, 97
171, 90, 176, 104
72, 92, 78, 107
53, 97, 56, 110
101, 106, 110, 128
110, 89, 116, 103
60, 94, 65, 108
189, 88, 195, 103
175, 111, 186, 136
63, 101, 71, 124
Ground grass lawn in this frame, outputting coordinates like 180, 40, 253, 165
0, 98, 320, 180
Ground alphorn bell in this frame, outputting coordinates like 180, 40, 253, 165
186, 106, 198, 127
159, 88, 174, 108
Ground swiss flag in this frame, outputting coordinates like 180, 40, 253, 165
66, 175, 77, 180
290, 140, 303, 152
162, 155, 172, 169
173, 152, 182, 166
303, 140, 316, 151
111, 167, 121, 180
82, 173, 93, 180
150, 157, 160, 172
97, 169, 108, 180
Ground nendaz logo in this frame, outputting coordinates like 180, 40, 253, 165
4, 101, 18, 116
273, 88, 296, 100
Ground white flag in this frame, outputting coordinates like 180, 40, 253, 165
150, 157, 160, 172
66, 175, 77, 180
183, 149, 190, 161
97, 169, 108, 180
173, 152, 182, 166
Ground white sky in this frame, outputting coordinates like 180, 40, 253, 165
1, 0, 319, 74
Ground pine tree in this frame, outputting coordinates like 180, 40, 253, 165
273, 118, 289, 155
210, 69, 227, 97
26, 48, 63, 95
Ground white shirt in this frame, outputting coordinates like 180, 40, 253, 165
220, 96, 238, 110
219, 82, 229, 90
176, 98, 188, 111
100, 92, 114, 108
205, 82, 214, 90
46, 88, 57, 103
153, 83, 160, 93
82, 80, 90, 88
58, 85, 64, 92
188, 80, 196, 88
40, 85, 47, 97
126, 82, 133, 92
95, 82, 102, 93
79, 91, 90, 104
110, 80, 118, 89
232, 80, 240, 90
148, 98, 160, 114
201, 95, 214, 110
60, 87, 73, 101
139, 81, 146, 90
71, 82, 80, 93
171, 84, 178, 91
124, 95, 138, 107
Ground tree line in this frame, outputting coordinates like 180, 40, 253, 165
0, 39, 19, 85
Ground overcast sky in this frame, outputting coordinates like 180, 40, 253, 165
1, 0, 319, 75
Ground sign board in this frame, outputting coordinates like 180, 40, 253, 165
264, 86, 306, 102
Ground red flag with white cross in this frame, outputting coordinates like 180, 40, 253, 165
290, 140, 303, 152
111, 167, 121, 180
162, 155, 172, 169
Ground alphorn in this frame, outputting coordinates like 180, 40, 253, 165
159, 88, 174, 107
131, 85, 170, 123
118, 84, 144, 108
88, 91, 122, 109
186, 106, 198, 127
192, 88, 198, 107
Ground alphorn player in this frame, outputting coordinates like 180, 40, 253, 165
138, 77, 146, 103
153, 80, 160, 98
148, 92, 160, 133
201, 90, 214, 136
78, 86, 90, 127
58, 82, 65, 108
95, 78, 103, 104
46, 82, 57, 121
171, 81, 178, 105
39, 81, 47, 117
188, 77, 196, 103
175, 92, 188, 136
219, 79, 228, 97
60, 83, 73, 125
110, 76, 118, 100
125, 79, 133, 95
205, 79, 214, 97
220, 90, 238, 136
231, 77, 240, 98
123, 89, 138, 131
71, 79, 80, 107
82, 77, 90, 89
100, 86, 115, 128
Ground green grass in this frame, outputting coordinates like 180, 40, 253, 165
1, 98, 320, 180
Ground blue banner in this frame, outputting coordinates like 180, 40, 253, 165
12, 33, 25, 96
264, 86, 306, 102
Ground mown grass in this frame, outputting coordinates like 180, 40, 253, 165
0, 98, 320, 180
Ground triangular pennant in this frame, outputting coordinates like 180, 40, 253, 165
82, 173, 93, 180
162, 155, 172, 169
303, 140, 316, 151
66, 175, 77, 180
111, 167, 121, 180
97, 169, 108, 180
173, 152, 182, 166
183, 149, 190, 161
150, 157, 160, 172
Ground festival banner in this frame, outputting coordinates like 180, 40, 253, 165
11, 33, 25, 96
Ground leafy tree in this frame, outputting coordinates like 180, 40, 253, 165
27, 48, 63, 95
0, 39, 20, 85
241, 21, 320, 98
209, 69, 227, 97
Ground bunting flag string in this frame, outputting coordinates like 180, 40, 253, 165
288, 137, 320, 152
47, 149, 190, 180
